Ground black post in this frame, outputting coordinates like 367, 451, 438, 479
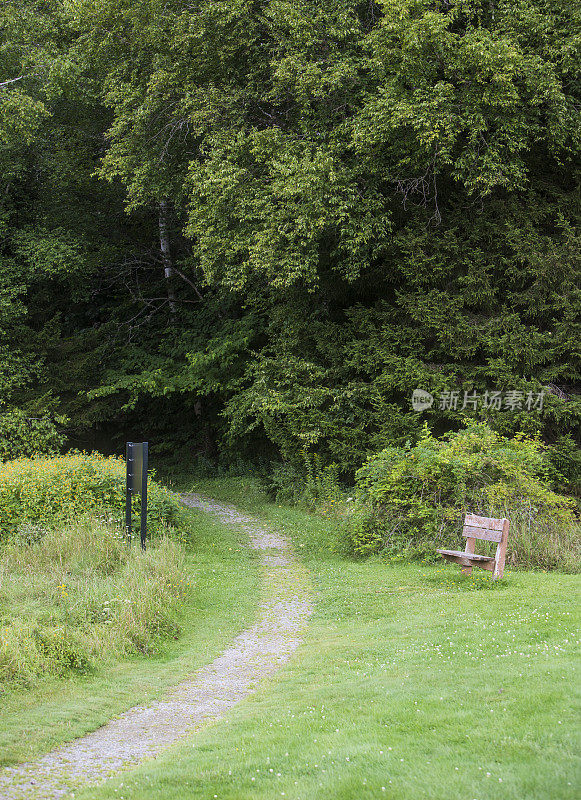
125, 441, 133, 543
140, 441, 148, 550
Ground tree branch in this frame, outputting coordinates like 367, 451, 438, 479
0, 76, 25, 89
170, 267, 205, 302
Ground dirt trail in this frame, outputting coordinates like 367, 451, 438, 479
0, 494, 312, 799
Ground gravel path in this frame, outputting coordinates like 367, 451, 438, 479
0, 494, 312, 799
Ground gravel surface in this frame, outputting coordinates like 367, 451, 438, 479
0, 494, 312, 799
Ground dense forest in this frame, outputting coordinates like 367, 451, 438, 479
1, 0, 579, 488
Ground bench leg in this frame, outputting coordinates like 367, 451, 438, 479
493, 519, 510, 580
462, 537, 475, 575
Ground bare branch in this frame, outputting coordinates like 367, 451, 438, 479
0, 76, 26, 89
170, 267, 205, 302
395, 149, 441, 225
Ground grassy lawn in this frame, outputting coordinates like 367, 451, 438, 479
78, 477, 580, 800
0, 505, 261, 766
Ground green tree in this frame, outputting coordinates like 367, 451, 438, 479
0, 0, 578, 481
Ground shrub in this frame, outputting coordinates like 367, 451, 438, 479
345, 422, 579, 571
0, 453, 181, 542
0, 520, 189, 688
0, 408, 65, 462
546, 434, 581, 498
269, 452, 345, 508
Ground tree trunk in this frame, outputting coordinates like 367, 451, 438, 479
159, 199, 176, 314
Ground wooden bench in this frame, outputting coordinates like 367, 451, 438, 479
437, 513, 510, 580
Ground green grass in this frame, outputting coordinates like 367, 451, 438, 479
1, 520, 190, 687
77, 477, 580, 800
0, 504, 261, 766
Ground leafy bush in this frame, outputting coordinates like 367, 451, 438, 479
0, 453, 181, 542
546, 435, 581, 498
0, 408, 65, 462
0, 520, 189, 688
344, 422, 579, 571
269, 453, 344, 508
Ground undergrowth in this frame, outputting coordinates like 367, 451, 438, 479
0, 452, 181, 542
266, 422, 580, 571
0, 519, 189, 689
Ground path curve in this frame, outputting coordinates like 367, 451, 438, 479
0, 494, 312, 799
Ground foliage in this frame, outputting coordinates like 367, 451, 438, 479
0, 453, 181, 542
0, 519, 189, 687
269, 453, 344, 507
545, 434, 581, 497
0, 0, 578, 484
0, 408, 65, 461
346, 422, 579, 570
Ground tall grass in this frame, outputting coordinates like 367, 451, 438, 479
498, 498, 581, 571
331, 495, 581, 571
0, 519, 190, 688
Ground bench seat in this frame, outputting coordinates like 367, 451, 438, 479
436, 549, 494, 562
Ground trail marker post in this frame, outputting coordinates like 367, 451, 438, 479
125, 441, 149, 549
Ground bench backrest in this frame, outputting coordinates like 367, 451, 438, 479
463, 513, 506, 543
